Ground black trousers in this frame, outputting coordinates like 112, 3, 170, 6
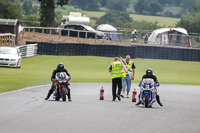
112, 77, 122, 99
46, 82, 71, 99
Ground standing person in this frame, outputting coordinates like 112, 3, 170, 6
109, 57, 125, 101
121, 55, 136, 98
44, 63, 72, 101
143, 33, 149, 44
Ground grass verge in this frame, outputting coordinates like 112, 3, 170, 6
0, 55, 199, 93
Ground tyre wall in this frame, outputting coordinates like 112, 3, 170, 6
26, 42, 200, 61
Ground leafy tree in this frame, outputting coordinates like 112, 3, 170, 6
157, 0, 181, 6
0, 0, 21, 19
134, 0, 150, 14
106, 0, 130, 12
38, 0, 69, 27
22, 14, 40, 26
180, 0, 196, 13
150, 1, 163, 15
99, 0, 107, 7
55, 6, 84, 25
116, 21, 160, 30
177, 0, 200, 33
70, 0, 100, 11
96, 11, 133, 26
134, 0, 163, 15
22, 0, 33, 15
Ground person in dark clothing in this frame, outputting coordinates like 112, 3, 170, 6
136, 68, 163, 106
109, 57, 125, 101
44, 63, 72, 101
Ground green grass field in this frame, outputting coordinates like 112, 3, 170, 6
0, 55, 199, 93
84, 11, 180, 27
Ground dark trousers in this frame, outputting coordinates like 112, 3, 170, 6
46, 82, 71, 99
112, 77, 122, 99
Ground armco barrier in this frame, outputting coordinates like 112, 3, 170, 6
26, 42, 200, 61
17, 43, 37, 58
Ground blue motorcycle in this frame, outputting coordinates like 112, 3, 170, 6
139, 78, 158, 107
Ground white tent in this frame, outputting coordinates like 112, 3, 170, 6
148, 28, 191, 47
97, 24, 118, 41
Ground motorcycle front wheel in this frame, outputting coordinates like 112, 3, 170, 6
61, 87, 66, 101
145, 93, 150, 107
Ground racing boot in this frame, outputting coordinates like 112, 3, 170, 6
67, 94, 72, 101
44, 94, 50, 100
68, 88, 72, 101
135, 101, 141, 105
116, 94, 121, 101
68, 97, 72, 102
135, 94, 141, 105
44, 87, 54, 100
156, 95, 163, 106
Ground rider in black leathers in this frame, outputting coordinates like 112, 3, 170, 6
136, 68, 163, 106
45, 63, 71, 101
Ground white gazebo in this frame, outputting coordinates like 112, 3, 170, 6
148, 28, 191, 47
96, 24, 118, 41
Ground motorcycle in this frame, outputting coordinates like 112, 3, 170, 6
139, 78, 158, 107
131, 34, 138, 43
53, 72, 70, 101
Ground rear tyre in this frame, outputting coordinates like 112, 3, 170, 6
61, 87, 66, 102
145, 93, 150, 108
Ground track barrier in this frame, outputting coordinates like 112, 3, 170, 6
26, 42, 200, 61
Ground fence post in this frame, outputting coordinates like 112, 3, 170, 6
6, 35, 8, 46
33, 28, 35, 35
78, 31, 79, 41
9, 35, 11, 47
95, 34, 97, 44
13, 35, 15, 46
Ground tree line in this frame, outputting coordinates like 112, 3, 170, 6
0, 0, 200, 33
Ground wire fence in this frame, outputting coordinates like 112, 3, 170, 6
117, 28, 200, 48
19, 26, 200, 48
20, 26, 123, 45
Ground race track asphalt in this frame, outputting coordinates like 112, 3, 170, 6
0, 83, 200, 133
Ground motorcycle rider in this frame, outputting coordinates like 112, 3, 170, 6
136, 68, 163, 106
44, 63, 71, 101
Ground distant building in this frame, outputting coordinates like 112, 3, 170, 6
0, 19, 19, 45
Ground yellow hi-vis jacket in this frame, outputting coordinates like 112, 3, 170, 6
111, 61, 125, 79
125, 61, 133, 74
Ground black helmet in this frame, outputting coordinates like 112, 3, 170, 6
57, 63, 64, 71
146, 68, 153, 77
